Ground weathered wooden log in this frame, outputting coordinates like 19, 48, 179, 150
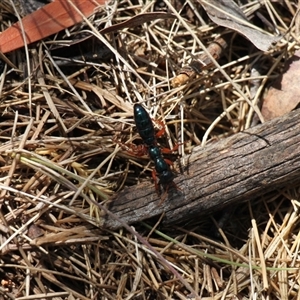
103, 109, 300, 229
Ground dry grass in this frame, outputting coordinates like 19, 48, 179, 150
0, 0, 299, 299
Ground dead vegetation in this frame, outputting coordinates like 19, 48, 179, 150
0, 0, 299, 299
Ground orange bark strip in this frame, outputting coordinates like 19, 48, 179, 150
0, 0, 106, 53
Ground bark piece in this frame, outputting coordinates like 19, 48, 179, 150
103, 109, 300, 229
0, 0, 106, 54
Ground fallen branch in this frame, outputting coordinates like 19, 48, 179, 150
103, 109, 300, 229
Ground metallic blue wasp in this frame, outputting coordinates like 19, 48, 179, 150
133, 104, 178, 201
133, 103, 156, 147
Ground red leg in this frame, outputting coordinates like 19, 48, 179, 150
156, 127, 165, 138
151, 170, 160, 196
126, 144, 148, 156
153, 119, 183, 154
163, 158, 174, 166
152, 119, 166, 138
114, 135, 149, 157
161, 143, 180, 154
158, 181, 181, 205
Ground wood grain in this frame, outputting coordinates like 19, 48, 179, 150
103, 109, 300, 229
